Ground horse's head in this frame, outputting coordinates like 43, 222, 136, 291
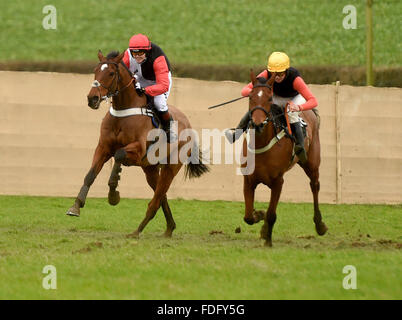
248, 70, 275, 134
87, 50, 125, 109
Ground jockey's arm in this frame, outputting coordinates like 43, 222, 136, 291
144, 56, 170, 97
241, 70, 268, 97
292, 76, 317, 111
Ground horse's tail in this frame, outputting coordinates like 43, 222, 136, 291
184, 144, 210, 180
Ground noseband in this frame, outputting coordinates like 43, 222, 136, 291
91, 62, 134, 100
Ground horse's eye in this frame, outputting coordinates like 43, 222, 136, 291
109, 72, 115, 76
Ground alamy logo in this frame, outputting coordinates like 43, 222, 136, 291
342, 5, 357, 29
145, 122, 256, 175
42, 265, 57, 290
342, 265, 357, 290
42, 5, 57, 30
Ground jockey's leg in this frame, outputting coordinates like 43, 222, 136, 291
285, 94, 307, 164
156, 110, 177, 144
153, 72, 176, 143
290, 120, 307, 164
154, 95, 177, 144
224, 112, 250, 144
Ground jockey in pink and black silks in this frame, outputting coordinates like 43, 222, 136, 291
122, 33, 176, 142
225, 52, 317, 163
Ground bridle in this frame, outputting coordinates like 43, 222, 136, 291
248, 83, 275, 133
91, 61, 134, 102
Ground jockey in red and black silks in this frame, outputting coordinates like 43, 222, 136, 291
122, 33, 176, 142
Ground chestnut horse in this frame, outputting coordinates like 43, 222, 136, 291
242, 71, 327, 246
66, 50, 209, 238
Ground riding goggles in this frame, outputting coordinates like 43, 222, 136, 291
130, 50, 146, 57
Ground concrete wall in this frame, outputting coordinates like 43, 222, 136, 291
0, 71, 401, 204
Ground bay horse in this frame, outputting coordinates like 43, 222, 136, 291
66, 50, 209, 238
242, 70, 328, 247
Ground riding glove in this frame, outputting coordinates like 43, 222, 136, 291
135, 82, 145, 96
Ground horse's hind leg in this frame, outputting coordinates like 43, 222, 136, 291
108, 161, 122, 206
67, 145, 110, 217
127, 164, 181, 238
141, 165, 176, 237
161, 197, 176, 238
304, 165, 328, 235
302, 143, 328, 236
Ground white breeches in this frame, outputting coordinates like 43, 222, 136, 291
273, 94, 306, 124
153, 72, 172, 113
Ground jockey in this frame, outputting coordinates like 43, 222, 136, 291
123, 33, 176, 143
225, 52, 318, 163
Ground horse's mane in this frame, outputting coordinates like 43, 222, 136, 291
105, 50, 132, 77
106, 51, 120, 59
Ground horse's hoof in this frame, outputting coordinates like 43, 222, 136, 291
316, 222, 328, 236
244, 217, 255, 225
66, 207, 80, 217
126, 231, 140, 239
264, 240, 273, 247
108, 190, 120, 206
163, 229, 174, 238
253, 210, 265, 223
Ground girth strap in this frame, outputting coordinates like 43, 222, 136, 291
109, 106, 153, 118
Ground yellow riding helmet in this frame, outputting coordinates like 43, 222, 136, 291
267, 52, 290, 72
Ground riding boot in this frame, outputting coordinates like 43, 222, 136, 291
291, 122, 307, 164
158, 110, 177, 143
224, 111, 250, 144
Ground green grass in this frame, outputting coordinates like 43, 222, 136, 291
0, 195, 401, 299
0, 0, 400, 67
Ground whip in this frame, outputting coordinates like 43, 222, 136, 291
207, 96, 246, 109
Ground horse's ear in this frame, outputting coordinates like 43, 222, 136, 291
113, 51, 125, 63
98, 50, 105, 61
250, 69, 257, 85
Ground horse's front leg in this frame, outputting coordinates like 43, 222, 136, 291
243, 176, 264, 225
260, 176, 284, 247
66, 145, 111, 217
108, 161, 122, 206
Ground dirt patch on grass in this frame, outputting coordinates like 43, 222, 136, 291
73, 247, 92, 254
297, 235, 316, 240
209, 230, 224, 235
90, 241, 103, 248
72, 241, 103, 254
377, 239, 402, 249
351, 241, 367, 248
